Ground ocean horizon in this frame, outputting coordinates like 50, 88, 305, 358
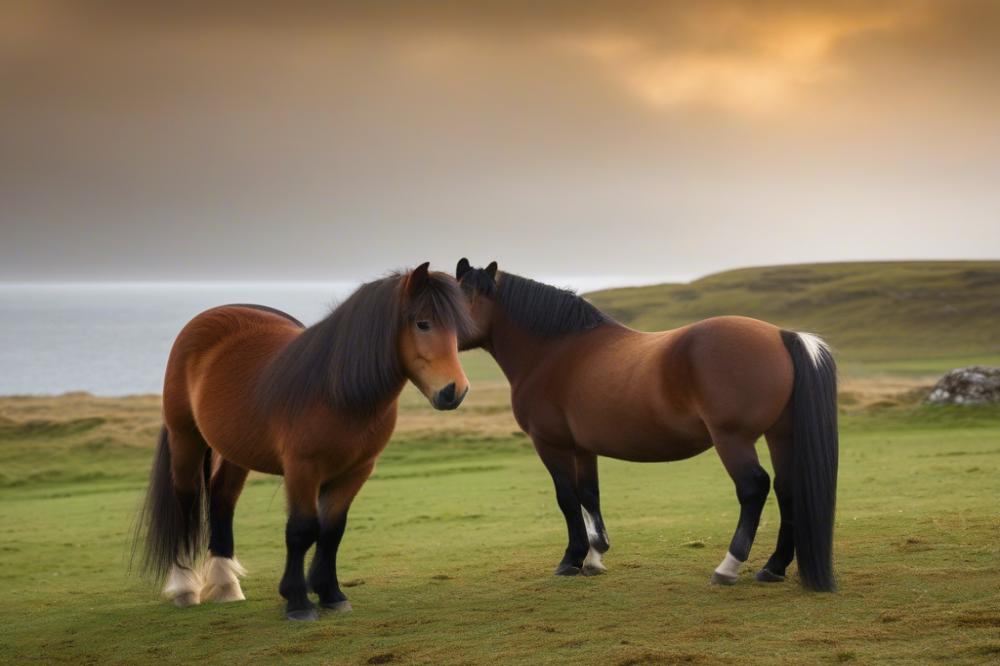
0, 275, 675, 396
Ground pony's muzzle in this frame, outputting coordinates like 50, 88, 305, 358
432, 382, 468, 410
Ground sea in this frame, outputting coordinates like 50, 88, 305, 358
0, 276, 667, 396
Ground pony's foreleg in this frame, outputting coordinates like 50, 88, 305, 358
279, 464, 321, 621
308, 463, 373, 612
534, 440, 591, 576
711, 430, 770, 585
575, 450, 609, 575
202, 459, 250, 602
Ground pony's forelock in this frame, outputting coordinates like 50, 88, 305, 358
404, 271, 476, 342
259, 268, 469, 418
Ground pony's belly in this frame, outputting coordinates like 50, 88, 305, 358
566, 402, 712, 462
196, 417, 284, 475
579, 430, 713, 463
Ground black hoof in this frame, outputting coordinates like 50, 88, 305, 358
710, 571, 738, 586
755, 568, 786, 583
554, 563, 582, 576
286, 606, 319, 622
286, 598, 319, 622
321, 600, 353, 613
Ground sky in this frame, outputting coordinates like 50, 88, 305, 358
2, 1, 999, 285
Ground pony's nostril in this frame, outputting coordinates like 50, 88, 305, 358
438, 382, 456, 404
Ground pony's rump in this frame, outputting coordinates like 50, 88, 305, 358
223, 303, 305, 328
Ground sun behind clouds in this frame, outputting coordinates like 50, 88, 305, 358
557, 5, 911, 113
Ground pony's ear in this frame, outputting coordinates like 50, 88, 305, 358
406, 262, 431, 296
485, 261, 498, 281
456, 257, 471, 280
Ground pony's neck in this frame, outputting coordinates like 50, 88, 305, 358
361, 376, 409, 420
484, 310, 558, 385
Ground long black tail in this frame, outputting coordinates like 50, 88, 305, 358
781, 330, 839, 592
131, 426, 210, 581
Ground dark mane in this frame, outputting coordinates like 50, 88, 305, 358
495, 273, 611, 336
259, 271, 471, 418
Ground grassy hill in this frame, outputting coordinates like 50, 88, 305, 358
586, 261, 1000, 374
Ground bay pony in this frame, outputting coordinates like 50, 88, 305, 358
135, 263, 472, 620
455, 259, 837, 591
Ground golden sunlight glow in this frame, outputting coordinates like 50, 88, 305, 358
559, 9, 908, 113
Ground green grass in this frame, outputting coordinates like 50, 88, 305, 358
586, 261, 1000, 368
452, 349, 504, 383
1, 398, 998, 664
840, 354, 1000, 378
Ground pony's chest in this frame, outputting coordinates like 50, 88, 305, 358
296, 404, 398, 472
354, 408, 398, 455
509, 381, 570, 442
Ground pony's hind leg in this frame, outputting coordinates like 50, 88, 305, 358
710, 429, 770, 585
757, 418, 795, 583
534, 440, 591, 576
279, 463, 322, 621
307, 463, 374, 612
161, 426, 210, 607
576, 450, 610, 575
201, 458, 250, 602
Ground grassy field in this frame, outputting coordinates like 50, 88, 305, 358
2, 260, 998, 663
1, 382, 998, 665
586, 261, 1000, 372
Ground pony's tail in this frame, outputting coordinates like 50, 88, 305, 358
781, 330, 839, 592
130, 426, 210, 581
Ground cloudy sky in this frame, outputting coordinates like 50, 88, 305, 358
2, 1, 998, 284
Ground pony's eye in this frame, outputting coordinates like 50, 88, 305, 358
416, 320, 431, 331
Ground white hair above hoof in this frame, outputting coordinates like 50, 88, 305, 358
163, 564, 203, 607
710, 551, 744, 585
582, 548, 607, 576
200, 556, 247, 603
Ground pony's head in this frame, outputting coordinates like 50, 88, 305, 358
398, 262, 472, 410
455, 257, 498, 349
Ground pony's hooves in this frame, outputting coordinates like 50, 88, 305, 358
172, 592, 200, 608
554, 564, 582, 576
581, 564, 606, 576
286, 607, 320, 622
755, 568, 786, 583
202, 583, 246, 603
321, 600, 353, 613
710, 571, 739, 586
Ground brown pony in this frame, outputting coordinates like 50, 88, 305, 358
455, 259, 838, 591
134, 263, 473, 620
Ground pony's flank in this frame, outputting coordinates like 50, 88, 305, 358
259, 271, 471, 418
496, 273, 611, 336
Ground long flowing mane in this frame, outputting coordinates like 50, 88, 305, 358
495, 273, 611, 336
260, 271, 471, 417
